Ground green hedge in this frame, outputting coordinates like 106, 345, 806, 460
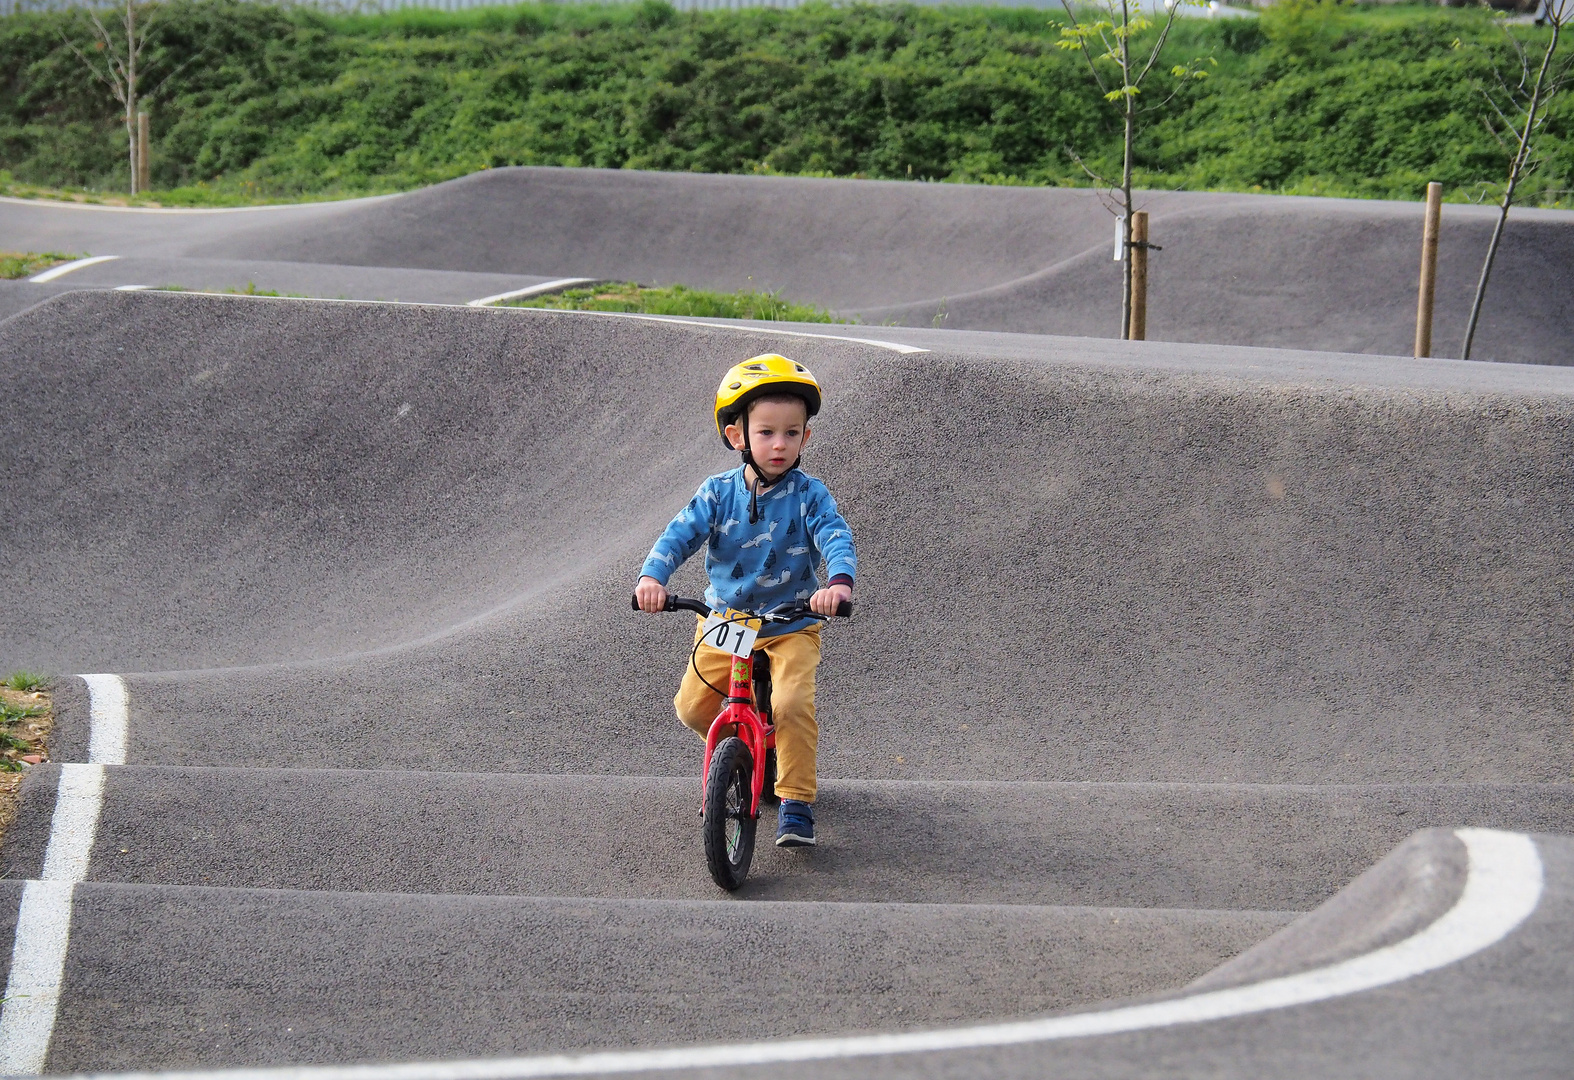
0, 0, 1567, 204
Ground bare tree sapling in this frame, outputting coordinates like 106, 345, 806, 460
1462, 0, 1573, 360
60, 0, 198, 196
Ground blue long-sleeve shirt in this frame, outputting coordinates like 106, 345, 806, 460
641, 467, 857, 637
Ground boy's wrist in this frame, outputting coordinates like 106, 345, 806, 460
827, 574, 854, 592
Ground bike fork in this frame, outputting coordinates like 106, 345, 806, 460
703, 653, 768, 818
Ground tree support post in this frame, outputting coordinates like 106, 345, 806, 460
1128, 211, 1149, 341
1414, 182, 1442, 358
136, 111, 151, 195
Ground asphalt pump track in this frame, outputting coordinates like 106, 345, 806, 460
0, 188, 1572, 1075
3, 168, 1572, 365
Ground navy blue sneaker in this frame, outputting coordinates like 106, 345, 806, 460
776, 799, 816, 847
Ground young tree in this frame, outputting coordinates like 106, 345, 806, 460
1057, 0, 1210, 338
1462, 0, 1573, 360
59, 0, 167, 195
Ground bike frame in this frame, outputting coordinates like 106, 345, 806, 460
702, 649, 775, 819
633, 591, 848, 826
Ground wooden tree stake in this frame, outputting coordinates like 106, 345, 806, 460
1414, 182, 1442, 358
1128, 211, 1149, 341
136, 111, 151, 195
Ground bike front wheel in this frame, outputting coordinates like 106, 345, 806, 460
703, 737, 757, 891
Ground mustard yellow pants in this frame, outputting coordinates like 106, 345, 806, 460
675, 620, 822, 803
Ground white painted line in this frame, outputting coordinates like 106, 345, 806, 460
0, 769, 106, 1074
466, 278, 597, 308
141, 292, 932, 354
85, 828, 1541, 1080
79, 673, 128, 765
39, 765, 107, 882
27, 255, 120, 283
114, 284, 151, 292
0, 880, 75, 1075
0, 673, 125, 1073
499, 307, 929, 355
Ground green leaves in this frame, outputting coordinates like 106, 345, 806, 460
0, 0, 1565, 206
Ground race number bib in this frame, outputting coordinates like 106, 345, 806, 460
701, 609, 762, 658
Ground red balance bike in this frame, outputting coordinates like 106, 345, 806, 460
633, 593, 852, 890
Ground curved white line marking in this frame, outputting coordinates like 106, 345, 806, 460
496, 307, 928, 355
131, 292, 930, 354
467, 278, 597, 307
28, 256, 119, 283
84, 828, 1541, 1080
126, 292, 930, 355
0, 676, 126, 1074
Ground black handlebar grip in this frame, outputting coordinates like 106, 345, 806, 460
836, 599, 854, 618
632, 590, 687, 613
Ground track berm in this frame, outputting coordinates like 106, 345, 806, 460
0, 170, 1572, 1076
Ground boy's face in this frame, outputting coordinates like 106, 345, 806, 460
726, 398, 810, 477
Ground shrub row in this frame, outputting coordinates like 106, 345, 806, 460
0, 0, 1567, 203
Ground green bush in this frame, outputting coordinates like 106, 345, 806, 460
0, 0, 1567, 204
1138, 0, 1569, 202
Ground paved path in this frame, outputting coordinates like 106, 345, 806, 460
3, 169, 1571, 362
0, 173, 1570, 1075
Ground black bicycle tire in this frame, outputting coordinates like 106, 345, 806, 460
702, 737, 757, 891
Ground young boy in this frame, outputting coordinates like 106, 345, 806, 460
634, 354, 856, 847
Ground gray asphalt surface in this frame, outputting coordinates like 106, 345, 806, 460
726, 832, 1574, 1080
3, 168, 1570, 362
7, 766, 1569, 909
6, 296, 1569, 782
36, 886, 1289, 1072
48, 257, 557, 304
0, 260, 556, 322
0, 169, 1570, 1075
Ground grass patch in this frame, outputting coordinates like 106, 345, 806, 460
0, 251, 82, 279
505, 282, 847, 322
0, 172, 377, 208
154, 282, 310, 297
2, 671, 49, 692
0, 677, 53, 847
221, 282, 308, 298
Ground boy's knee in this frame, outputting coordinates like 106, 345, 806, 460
674, 691, 715, 736
771, 687, 816, 731
670, 699, 702, 730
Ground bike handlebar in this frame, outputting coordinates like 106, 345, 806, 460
631, 592, 853, 620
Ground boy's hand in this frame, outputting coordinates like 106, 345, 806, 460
635, 576, 670, 613
809, 582, 852, 617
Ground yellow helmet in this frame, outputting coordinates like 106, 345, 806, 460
713, 354, 822, 446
